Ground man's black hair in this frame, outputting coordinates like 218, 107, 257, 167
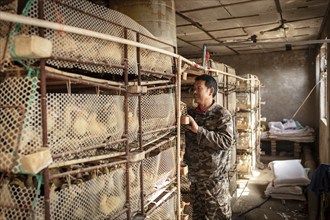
195, 74, 218, 97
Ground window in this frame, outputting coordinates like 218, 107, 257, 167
320, 43, 328, 123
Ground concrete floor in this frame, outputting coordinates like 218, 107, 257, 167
232, 166, 309, 220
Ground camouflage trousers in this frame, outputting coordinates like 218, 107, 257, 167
190, 177, 232, 220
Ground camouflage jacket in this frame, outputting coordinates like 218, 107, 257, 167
185, 102, 233, 181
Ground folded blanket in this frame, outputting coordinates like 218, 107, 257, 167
264, 182, 302, 196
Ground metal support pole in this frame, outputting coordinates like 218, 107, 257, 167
176, 56, 182, 220
137, 32, 145, 217
123, 28, 131, 219
202, 44, 207, 67
37, 1, 50, 219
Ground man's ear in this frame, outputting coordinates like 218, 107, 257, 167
209, 87, 214, 96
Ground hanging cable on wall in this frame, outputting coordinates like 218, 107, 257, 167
291, 76, 326, 119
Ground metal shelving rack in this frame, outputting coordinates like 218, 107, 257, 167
235, 74, 264, 176
0, 0, 181, 219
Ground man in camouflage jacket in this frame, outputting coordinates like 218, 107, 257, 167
185, 74, 233, 220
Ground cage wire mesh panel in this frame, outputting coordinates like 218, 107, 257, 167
0, 106, 25, 172
147, 194, 177, 220
49, 166, 127, 220
47, 93, 125, 161
141, 90, 176, 144
129, 163, 142, 218
144, 144, 176, 202
139, 35, 173, 76
127, 96, 139, 144
0, 177, 43, 220
0, 76, 42, 173
3, 0, 174, 77
0, 0, 17, 71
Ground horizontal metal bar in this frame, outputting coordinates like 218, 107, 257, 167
46, 71, 127, 92
52, 138, 127, 159
147, 84, 176, 91
144, 136, 176, 154
49, 159, 126, 179
204, 39, 330, 47
142, 125, 176, 136
50, 56, 125, 69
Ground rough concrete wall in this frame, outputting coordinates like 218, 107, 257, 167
217, 50, 317, 128
319, 121, 329, 163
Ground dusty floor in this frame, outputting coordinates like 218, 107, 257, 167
232, 166, 309, 220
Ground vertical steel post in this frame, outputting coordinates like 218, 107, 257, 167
202, 44, 207, 67
136, 33, 145, 217
123, 28, 131, 219
176, 57, 182, 220
38, 1, 50, 219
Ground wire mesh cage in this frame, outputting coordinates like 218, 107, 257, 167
0, 174, 44, 220
129, 162, 142, 218
1, 1, 181, 219
236, 111, 257, 130
147, 194, 177, 220
0, 105, 25, 172
1, 0, 175, 78
141, 89, 176, 145
144, 141, 176, 202
49, 165, 128, 220
47, 93, 125, 161
237, 131, 257, 150
0, 75, 42, 173
0, 74, 177, 164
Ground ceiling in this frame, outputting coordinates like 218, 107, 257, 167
175, 0, 330, 58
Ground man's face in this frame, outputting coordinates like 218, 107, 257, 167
193, 80, 213, 105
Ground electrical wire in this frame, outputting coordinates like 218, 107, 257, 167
234, 196, 271, 219
291, 76, 326, 119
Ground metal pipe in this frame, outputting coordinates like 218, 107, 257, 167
49, 160, 126, 179
123, 28, 131, 219
144, 136, 176, 154
52, 138, 127, 159
49, 152, 126, 168
180, 56, 253, 81
111, 208, 129, 220
146, 187, 177, 216
45, 71, 127, 92
142, 131, 173, 148
129, 80, 172, 86
144, 177, 176, 202
202, 44, 207, 67
137, 32, 145, 217
140, 69, 176, 78
147, 84, 176, 91
203, 39, 330, 47
176, 56, 182, 220
142, 125, 177, 136
37, 1, 51, 219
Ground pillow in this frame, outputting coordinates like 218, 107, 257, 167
269, 159, 310, 187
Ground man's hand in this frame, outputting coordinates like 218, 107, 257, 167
185, 115, 199, 133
